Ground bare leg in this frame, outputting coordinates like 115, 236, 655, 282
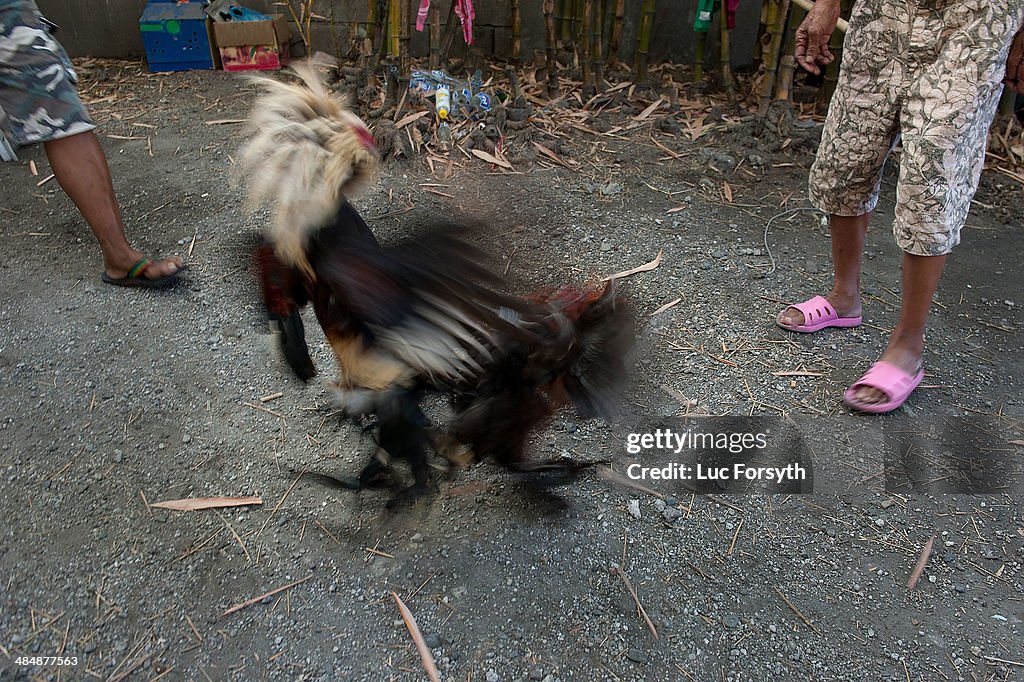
778, 213, 869, 326
43, 131, 182, 279
851, 251, 945, 404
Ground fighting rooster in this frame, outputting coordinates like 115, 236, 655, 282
241, 64, 634, 505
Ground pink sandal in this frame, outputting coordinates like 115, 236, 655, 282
777, 295, 862, 333
843, 361, 924, 414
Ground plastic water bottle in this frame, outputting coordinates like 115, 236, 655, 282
435, 86, 451, 122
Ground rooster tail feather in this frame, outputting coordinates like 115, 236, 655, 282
239, 62, 379, 275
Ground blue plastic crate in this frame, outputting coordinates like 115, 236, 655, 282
139, 1, 215, 72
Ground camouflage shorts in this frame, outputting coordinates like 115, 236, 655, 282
808, 0, 1024, 255
0, 0, 95, 151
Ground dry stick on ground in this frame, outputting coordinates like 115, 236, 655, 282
906, 534, 936, 590
773, 587, 821, 634
391, 592, 442, 682
611, 566, 659, 640
221, 576, 314, 618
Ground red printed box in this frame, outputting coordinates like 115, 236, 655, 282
212, 15, 290, 71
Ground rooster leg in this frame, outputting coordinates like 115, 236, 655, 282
375, 390, 436, 507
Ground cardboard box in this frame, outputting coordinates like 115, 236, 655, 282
212, 16, 290, 72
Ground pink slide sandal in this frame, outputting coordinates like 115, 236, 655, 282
843, 361, 924, 414
777, 295, 862, 333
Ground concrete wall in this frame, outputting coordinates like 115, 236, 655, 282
36, 0, 762, 69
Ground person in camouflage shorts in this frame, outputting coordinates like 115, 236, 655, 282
0, 0, 186, 287
777, 0, 1024, 413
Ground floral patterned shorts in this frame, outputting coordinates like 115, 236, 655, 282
808, 0, 1024, 255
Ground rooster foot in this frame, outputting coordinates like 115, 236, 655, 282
385, 482, 437, 509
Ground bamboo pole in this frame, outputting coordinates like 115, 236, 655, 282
398, 0, 410, 73
439, 0, 458, 68
369, 0, 390, 73
511, 0, 522, 64
387, 0, 400, 57
758, 0, 790, 115
429, 0, 441, 68
592, 0, 604, 89
581, 0, 593, 89
719, 0, 736, 105
634, 0, 657, 87
774, 4, 804, 103
557, 0, 572, 44
606, 0, 625, 68
544, 0, 560, 98
694, 30, 707, 81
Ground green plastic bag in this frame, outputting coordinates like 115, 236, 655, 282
694, 0, 716, 32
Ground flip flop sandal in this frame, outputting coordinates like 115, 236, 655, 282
777, 295, 862, 333
843, 361, 924, 414
101, 258, 187, 289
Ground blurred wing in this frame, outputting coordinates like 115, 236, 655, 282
316, 224, 537, 386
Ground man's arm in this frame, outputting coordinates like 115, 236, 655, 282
795, 0, 843, 75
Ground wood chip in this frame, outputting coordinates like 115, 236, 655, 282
470, 148, 513, 169
391, 592, 441, 682
601, 249, 664, 281
650, 298, 681, 316
28, 160, 38, 176
906, 534, 936, 590
149, 496, 262, 512
633, 97, 664, 122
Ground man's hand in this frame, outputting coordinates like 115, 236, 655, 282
1005, 30, 1024, 94
795, 0, 843, 75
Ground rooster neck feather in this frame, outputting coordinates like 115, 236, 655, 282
239, 62, 379, 273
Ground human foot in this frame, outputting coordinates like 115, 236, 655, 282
777, 294, 862, 332
102, 255, 186, 289
844, 347, 924, 413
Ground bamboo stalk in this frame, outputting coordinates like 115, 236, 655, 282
758, 0, 790, 114
557, 0, 572, 44
752, 0, 771, 69
634, 0, 657, 87
387, 0, 400, 57
369, 0, 390, 73
581, 0, 593, 89
719, 0, 736, 105
398, 0, 410, 73
367, 0, 377, 46
439, 0, 458, 68
606, 0, 625, 67
694, 30, 707, 81
544, 0, 560, 98
774, 5, 804, 102
429, 0, 441, 68
511, 0, 522, 64
592, 0, 604, 88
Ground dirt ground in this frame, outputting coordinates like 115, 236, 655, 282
1, 61, 1023, 682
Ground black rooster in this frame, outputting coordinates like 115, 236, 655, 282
242, 64, 634, 504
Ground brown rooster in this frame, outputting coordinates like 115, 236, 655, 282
241, 64, 634, 505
